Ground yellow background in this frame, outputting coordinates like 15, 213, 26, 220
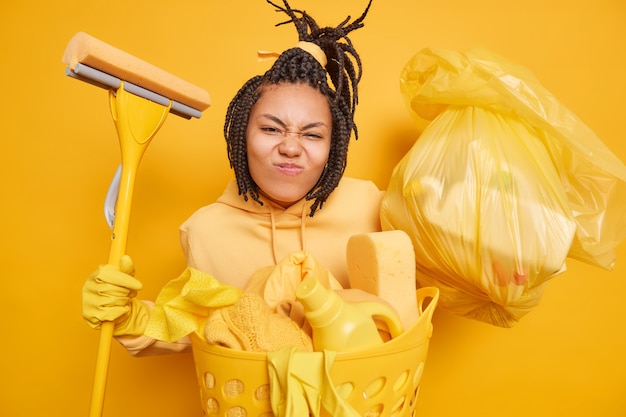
1, 0, 625, 416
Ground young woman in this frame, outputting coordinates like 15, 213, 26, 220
82, 0, 379, 354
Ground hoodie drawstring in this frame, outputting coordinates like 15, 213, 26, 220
300, 202, 308, 252
266, 202, 310, 265
268, 204, 279, 265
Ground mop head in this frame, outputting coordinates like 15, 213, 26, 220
62, 32, 211, 119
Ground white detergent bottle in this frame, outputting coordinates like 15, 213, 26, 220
296, 275, 404, 352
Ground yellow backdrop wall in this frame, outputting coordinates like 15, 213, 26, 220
1, 1, 624, 416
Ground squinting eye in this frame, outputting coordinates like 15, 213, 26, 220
261, 127, 282, 135
303, 133, 323, 139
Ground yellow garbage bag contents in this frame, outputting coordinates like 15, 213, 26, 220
381, 47, 626, 327
144, 267, 241, 342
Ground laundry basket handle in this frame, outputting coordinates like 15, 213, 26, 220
416, 287, 439, 337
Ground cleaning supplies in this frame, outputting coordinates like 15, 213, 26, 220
204, 293, 313, 352
347, 230, 420, 329
63, 31, 210, 417
144, 267, 241, 343
82, 255, 149, 336
63, 32, 210, 118
296, 275, 404, 352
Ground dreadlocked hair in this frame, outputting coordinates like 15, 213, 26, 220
224, 0, 373, 216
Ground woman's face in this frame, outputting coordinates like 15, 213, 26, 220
246, 82, 332, 207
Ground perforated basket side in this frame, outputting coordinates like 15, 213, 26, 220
192, 340, 272, 417
191, 287, 439, 417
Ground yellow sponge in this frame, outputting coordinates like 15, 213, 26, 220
347, 230, 419, 328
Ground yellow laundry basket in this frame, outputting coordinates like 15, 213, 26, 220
190, 286, 439, 417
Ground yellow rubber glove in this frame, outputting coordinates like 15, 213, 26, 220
82, 255, 150, 336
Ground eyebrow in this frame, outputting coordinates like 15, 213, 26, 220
258, 113, 328, 130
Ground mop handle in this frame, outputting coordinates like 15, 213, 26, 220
89, 85, 170, 417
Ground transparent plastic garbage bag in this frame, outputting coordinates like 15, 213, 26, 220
381, 47, 626, 327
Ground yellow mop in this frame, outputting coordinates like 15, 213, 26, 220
62, 31, 211, 417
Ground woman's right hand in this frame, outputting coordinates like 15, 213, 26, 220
82, 255, 149, 336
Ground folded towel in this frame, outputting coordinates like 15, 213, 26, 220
204, 293, 313, 352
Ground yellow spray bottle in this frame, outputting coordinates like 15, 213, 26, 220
296, 275, 404, 352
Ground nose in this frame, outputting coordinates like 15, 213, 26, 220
278, 131, 303, 157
